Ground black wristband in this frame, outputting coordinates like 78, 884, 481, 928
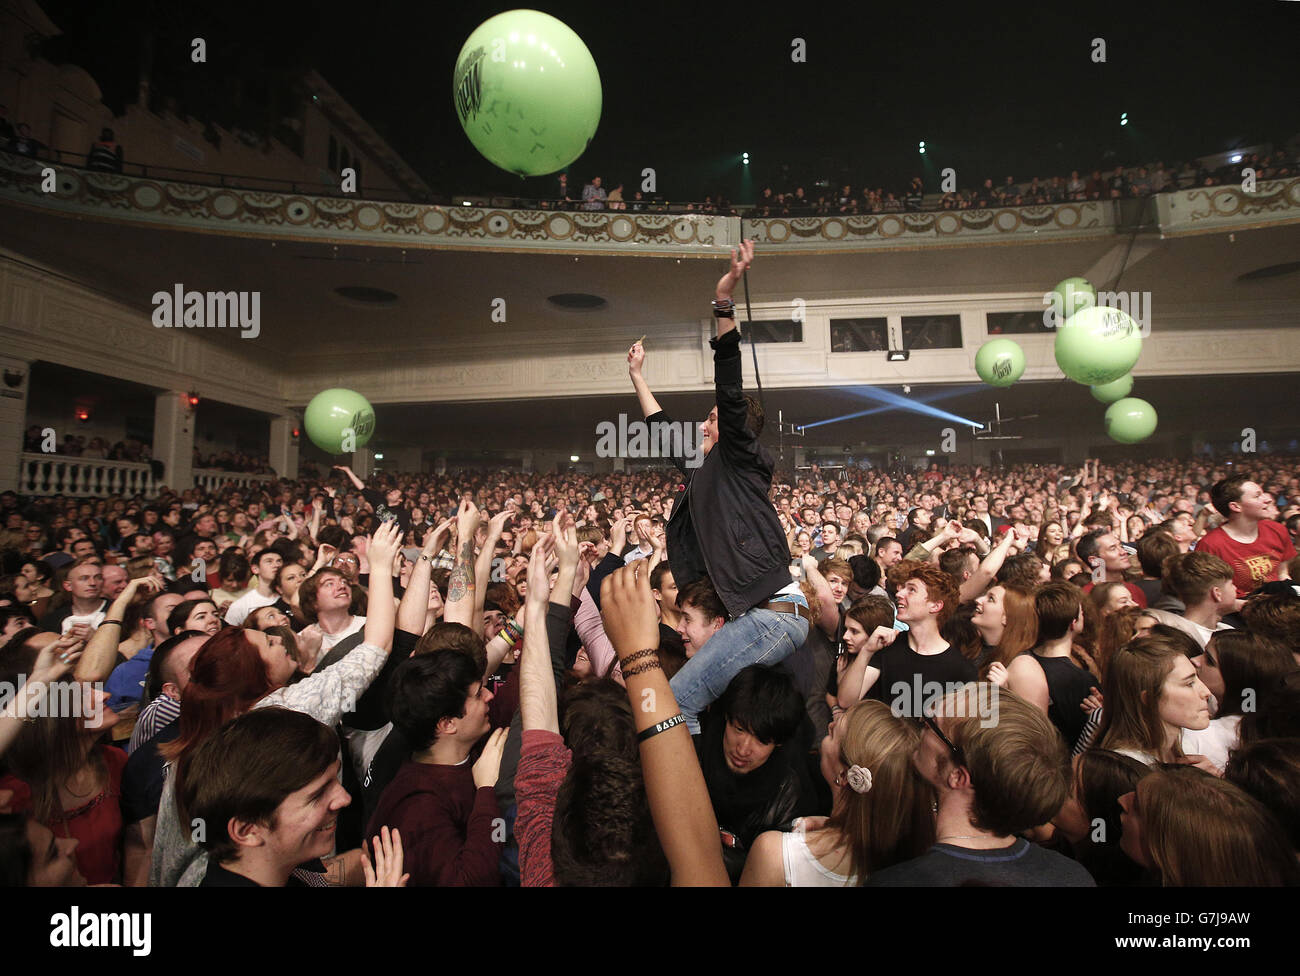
638, 713, 685, 742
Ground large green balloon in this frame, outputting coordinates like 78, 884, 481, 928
304, 389, 375, 455
1090, 374, 1134, 403
1105, 397, 1158, 444
975, 338, 1026, 387
1050, 277, 1096, 323
453, 10, 602, 177
1055, 305, 1143, 385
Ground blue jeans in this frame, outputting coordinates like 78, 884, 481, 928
670, 595, 810, 734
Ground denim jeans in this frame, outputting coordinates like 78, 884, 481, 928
670, 594, 810, 734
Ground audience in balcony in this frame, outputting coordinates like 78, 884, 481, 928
582, 175, 607, 211
86, 128, 124, 174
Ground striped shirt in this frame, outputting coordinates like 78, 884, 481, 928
128, 693, 181, 754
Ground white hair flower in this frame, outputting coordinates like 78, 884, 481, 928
845, 764, 873, 794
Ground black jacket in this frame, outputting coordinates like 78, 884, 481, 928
652, 329, 790, 619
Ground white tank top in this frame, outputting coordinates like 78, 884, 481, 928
781, 819, 859, 887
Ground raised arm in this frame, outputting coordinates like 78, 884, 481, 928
361, 521, 401, 652
397, 518, 451, 635
75, 575, 162, 683
712, 239, 753, 341
520, 535, 560, 734
333, 464, 366, 492
801, 555, 840, 638
628, 341, 663, 419
601, 564, 728, 887
444, 499, 481, 630
836, 626, 897, 710
959, 528, 1017, 604
473, 510, 513, 632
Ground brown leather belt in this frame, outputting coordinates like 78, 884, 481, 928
760, 600, 812, 623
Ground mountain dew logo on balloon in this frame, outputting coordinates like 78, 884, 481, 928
350, 410, 375, 440
454, 46, 486, 123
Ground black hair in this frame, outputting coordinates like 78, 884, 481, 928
167, 598, 216, 635
848, 554, 880, 590
718, 665, 803, 745
144, 630, 207, 703
387, 651, 481, 751
1210, 473, 1250, 519
1076, 528, 1108, 567
0, 813, 32, 886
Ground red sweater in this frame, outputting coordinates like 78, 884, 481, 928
516, 730, 571, 887
366, 759, 503, 886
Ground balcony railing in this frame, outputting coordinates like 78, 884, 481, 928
19, 455, 276, 497
20, 453, 156, 498
193, 469, 276, 492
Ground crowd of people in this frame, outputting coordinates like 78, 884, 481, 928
536, 146, 1298, 217
2, 245, 1298, 888
0, 105, 123, 172
21, 426, 270, 473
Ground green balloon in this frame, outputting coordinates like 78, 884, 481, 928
1105, 397, 1158, 444
1055, 305, 1143, 385
974, 338, 1026, 387
454, 10, 602, 177
1090, 374, 1134, 403
1050, 277, 1096, 323
304, 389, 375, 455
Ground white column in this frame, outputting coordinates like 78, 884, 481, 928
0, 355, 31, 493
269, 415, 300, 480
351, 446, 374, 480
153, 391, 195, 493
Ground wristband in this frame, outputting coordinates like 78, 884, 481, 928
622, 659, 663, 678
638, 713, 685, 742
100, 620, 122, 627
620, 647, 658, 669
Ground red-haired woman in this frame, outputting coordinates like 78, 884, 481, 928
148, 522, 402, 886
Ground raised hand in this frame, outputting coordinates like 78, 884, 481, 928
472, 728, 509, 788
366, 520, 403, 574
628, 340, 646, 376
527, 533, 556, 603
362, 826, 409, 888
600, 563, 661, 660
716, 239, 754, 299
32, 634, 85, 683
863, 625, 898, 656
552, 511, 579, 571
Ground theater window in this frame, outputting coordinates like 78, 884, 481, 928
743, 320, 803, 343
987, 310, 1053, 335
830, 318, 888, 352
901, 315, 962, 349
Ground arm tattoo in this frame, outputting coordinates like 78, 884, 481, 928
321, 853, 348, 886
447, 538, 475, 602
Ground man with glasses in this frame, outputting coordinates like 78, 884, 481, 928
868, 685, 1095, 886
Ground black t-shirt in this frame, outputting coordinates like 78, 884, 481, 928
362, 488, 412, 535
866, 839, 1095, 886
121, 720, 178, 824
865, 637, 977, 716
1024, 649, 1098, 750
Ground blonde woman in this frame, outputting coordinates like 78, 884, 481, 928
740, 701, 935, 886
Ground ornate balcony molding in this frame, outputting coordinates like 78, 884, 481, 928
0, 151, 736, 255
5, 151, 1297, 255
742, 203, 1114, 249
1156, 178, 1300, 236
